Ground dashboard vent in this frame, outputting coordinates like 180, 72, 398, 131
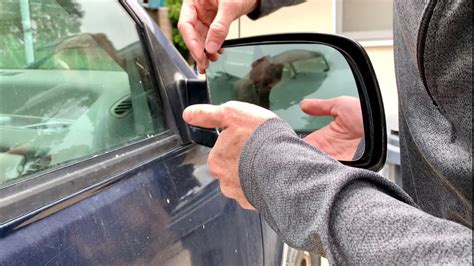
112, 96, 132, 118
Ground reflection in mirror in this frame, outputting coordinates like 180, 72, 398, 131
207, 43, 363, 161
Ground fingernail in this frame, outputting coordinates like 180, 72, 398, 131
182, 108, 193, 123
206, 41, 219, 54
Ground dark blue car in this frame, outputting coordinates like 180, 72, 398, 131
0, 0, 312, 265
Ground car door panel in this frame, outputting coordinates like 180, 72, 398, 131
1, 144, 263, 265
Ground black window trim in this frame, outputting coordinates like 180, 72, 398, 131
120, 0, 189, 140
0, 132, 181, 236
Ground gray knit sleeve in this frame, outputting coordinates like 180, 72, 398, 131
238, 118, 472, 264
247, 0, 305, 20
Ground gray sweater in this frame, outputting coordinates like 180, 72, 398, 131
240, 0, 472, 264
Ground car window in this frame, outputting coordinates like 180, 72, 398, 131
0, 0, 167, 187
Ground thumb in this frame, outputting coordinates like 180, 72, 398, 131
300, 98, 339, 117
205, 4, 235, 54
183, 104, 226, 129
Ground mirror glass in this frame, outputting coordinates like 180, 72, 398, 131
207, 43, 364, 161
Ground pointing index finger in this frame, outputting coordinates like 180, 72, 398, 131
183, 104, 227, 129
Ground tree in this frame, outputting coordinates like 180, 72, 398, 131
0, 0, 84, 68
166, 0, 191, 62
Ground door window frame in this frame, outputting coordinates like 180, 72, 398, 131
0, 0, 185, 232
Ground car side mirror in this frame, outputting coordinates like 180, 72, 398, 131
182, 33, 386, 172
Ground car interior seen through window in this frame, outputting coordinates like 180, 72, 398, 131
0, 0, 167, 187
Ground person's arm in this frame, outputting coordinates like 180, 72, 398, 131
239, 119, 472, 264
247, 0, 306, 19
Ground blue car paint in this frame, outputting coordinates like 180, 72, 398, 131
0, 1, 274, 265
0, 145, 264, 265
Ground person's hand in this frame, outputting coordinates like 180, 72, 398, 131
182, 101, 277, 209
178, 0, 258, 73
300, 96, 364, 161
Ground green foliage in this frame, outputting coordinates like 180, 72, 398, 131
166, 0, 190, 60
0, 0, 83, 68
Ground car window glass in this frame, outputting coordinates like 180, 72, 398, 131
0, 0, 167, 187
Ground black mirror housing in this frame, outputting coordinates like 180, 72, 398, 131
180, 33, 386, 172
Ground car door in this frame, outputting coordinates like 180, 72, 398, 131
0, 0, 263, 265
